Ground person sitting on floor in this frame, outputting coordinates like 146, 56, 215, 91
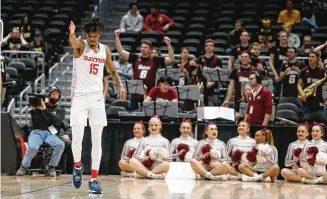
119, 121, 145, 177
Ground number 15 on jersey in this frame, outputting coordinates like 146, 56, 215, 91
89, 63, 99, 75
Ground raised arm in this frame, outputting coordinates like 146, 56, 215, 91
105, 46, 127, 101
114, 29, 130, 62
163, 36, 175, 65
69, 21, 84, 51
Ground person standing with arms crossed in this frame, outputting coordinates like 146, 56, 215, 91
69, 18, 126, 194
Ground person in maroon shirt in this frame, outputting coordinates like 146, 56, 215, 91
279, 47, 305, 98
143, 4, 175, 35
115, 29, 175, 110
145, 76, 178, 102
223, 52, 255, 107
245, 71, 273, 125
196, 39, 222, 106
228, 31, 251, 69
173, 47, 199, 111
297, 52, 327, 123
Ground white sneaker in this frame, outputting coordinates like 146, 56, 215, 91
195, 174, 205, 180
134, 173, 145, 179
227, 174, 239, 180
121, 171, 134, 177
242, 175, 257, 182
301, 178, 318, 184
263, 176, 271, 182
154, 173, 166, 180
210, 174, 228, 181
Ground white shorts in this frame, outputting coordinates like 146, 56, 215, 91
70, 92, 107, 126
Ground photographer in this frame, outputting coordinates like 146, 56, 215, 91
16, 86, 67, 177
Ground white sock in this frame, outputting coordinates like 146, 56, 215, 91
204, 172, 213, 179
90, 125, 104, 171
71, 125, 85, 163
237, 172, 243, 179
314, 177, 323, 183
147, 171, 156, 178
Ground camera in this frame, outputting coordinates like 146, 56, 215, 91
28, 90, 47, 107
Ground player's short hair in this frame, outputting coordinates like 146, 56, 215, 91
287, 47, 297, 53
83, 18, 104, 34
251, 42, 261, 48
205, 39, 214, 45
159, 76, 173, 85
129, 2, 137, 9
141, 40, 152, 48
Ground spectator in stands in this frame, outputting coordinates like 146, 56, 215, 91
120, 3, 144, 33
250, 42, 266, 73
223, 52, 255, 108
173, 47, 199, 111
279, 47, 305, 98
227, 20, 245, 55
245, 71, 273, 126
297, 52, 327, 123
277, 0, 301, 27
113, 57, 133, 81
234, 84, 252, 121
298, 35, 314, 57
29, 30, 49, 55
20, 16, 32, 42
301, 0, 319, 33
269, 31, 288, 83
283, 25, 300, 49
196, 39, 222, 106
115, 29, 175, 110
143, 3, 175, 35
228, 31, 251, 69
2, 27, 28, 51
151, 47, 161, 57
145, 76, 178, 102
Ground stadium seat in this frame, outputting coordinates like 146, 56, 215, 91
276, 103, 300, 114
275, 110, 299, 123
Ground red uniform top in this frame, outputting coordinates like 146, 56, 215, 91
147, 87, 178, 101
143, 14, 175, 35
246, 87, 273, 125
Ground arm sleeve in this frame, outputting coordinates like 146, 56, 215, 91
220, 142, 229, 162
266, 146, 278, 166
120, 16, 126, 32
135, 15, 144, 32
171, 89, 178, 100
133, 139, 145, 160
264, 91, 273, 115
299, 68, 306, 79
296, 11, 301, 24
121, 140, 130, 160
43, 111, 62, 127
193, 142, 203, 161
143, 15, 151, 31
163, 14, 175, 27
147, 87, 156, 99
226, 138, 234, 157
163, 139, 172, 162
300, 144, 309, 166
277, 12, 284, 24
285, 143, 295, 167
170, 139, 177, 159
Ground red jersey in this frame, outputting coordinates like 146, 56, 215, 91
229, 65, 255, 103
147, 87, 178, 101
143, 14, 175, 35
246, 87, 273, 125
129, 54, 165, 92
232, 44, 251, 59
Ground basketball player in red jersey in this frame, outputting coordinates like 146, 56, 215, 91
114, 29, 175, 110
69, 18, 126, 194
